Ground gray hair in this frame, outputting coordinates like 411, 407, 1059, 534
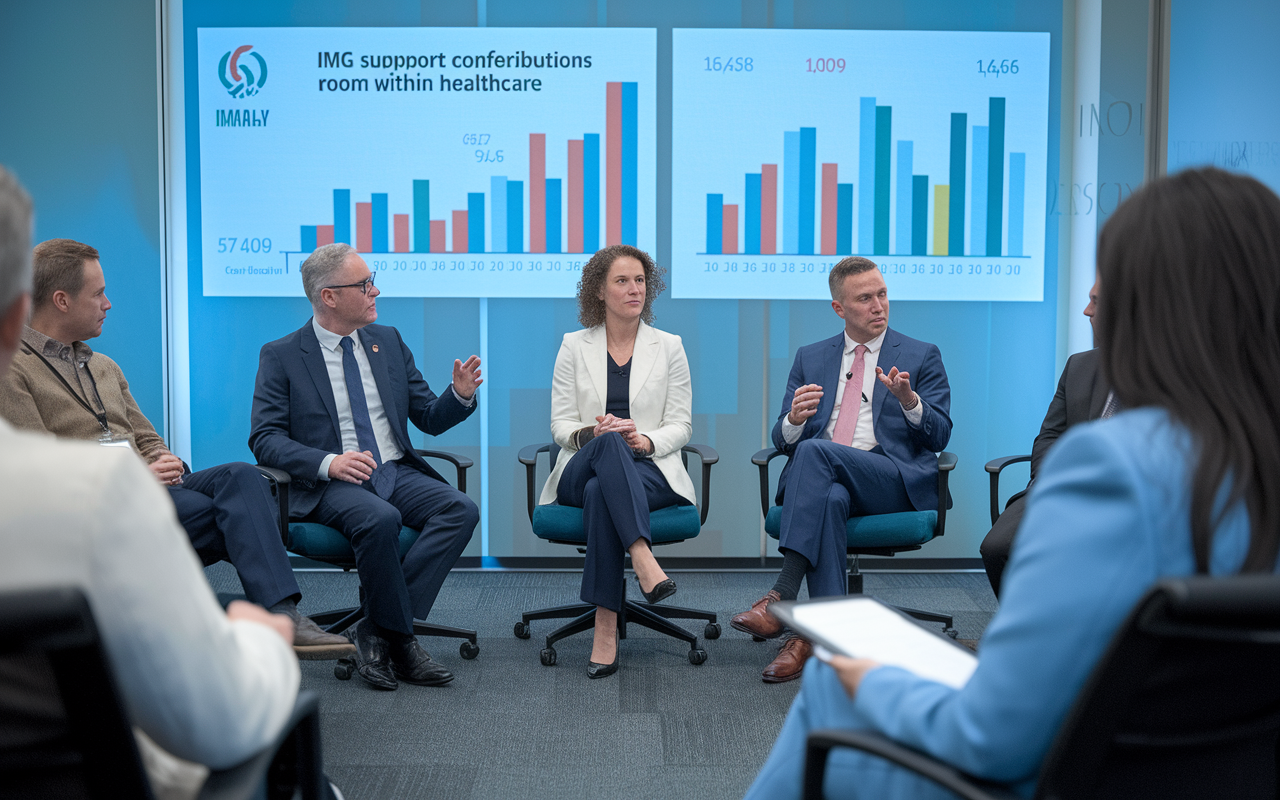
0, 166, 34, 313
301, 242, 356, 304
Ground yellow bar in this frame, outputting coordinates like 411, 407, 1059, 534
932, 185, 949, 256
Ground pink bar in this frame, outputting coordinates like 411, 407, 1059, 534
722, 205, 739, 255
821, 163, 839, 255
316, 225, 334, 246
355, 203, 372, 253
393, 214, 409, 253
567, 139, 584, 253
606, 81, 622, 246
429, 220, 445, 253
452, 211, 468, 253
529, 133, 546, 253
761, 165, 777, 255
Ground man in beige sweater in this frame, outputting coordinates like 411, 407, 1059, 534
0, 237, 351, 659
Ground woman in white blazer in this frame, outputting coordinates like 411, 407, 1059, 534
539, 245, 696, 678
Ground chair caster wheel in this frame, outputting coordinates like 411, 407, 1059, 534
334, 658, 354, 680
945, 628, 959, 639
460, 640, 479, 659
688, 648, 708, 666
540, 647, 557, 666
751, 635, 766, 643
704, 622, 721, 640
514, 621, 531, 639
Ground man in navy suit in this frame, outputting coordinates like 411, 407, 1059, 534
250, 243, 481, 691
731, 256, 952, 682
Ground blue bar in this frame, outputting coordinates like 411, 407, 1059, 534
745, 173, 762, 255
895, 141, 913, 255
545, 179, 562, 254
783, 131, 800, 255
858, 97, 876, 255
949, 113, 967, 257
300, 225, 317, 253
583, 133, 600, 253
506, 180, 524, 253
987, 97, 1006, 256
333, 189, 350, 246
874, 106, 891, 255
371, 193, 388, 253
798, 127, 816, 255
837, 183, 853, 255
971, 126, 989, 257
412, 181, 429, 253
911, 176, 928, 256
1008, 153, 1025, 257
491, 177, 507, 253
621, 82, 638, 245
706, 194, 723, 254
467, 193, 484, 254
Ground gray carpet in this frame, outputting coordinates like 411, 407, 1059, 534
204, 565, 997, 800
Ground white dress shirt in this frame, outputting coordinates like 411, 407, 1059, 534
312, 319, 405, 480
780, 329, 924, 448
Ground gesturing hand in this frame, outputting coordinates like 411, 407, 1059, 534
148, 453, 185, 486
329, 450, 377, 485
875, 366, 918, 408
787, 384, 825, 426
453, 355, 483, 400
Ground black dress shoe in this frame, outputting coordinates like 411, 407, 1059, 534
388, 636, 454, 686
586, 650, 620, 679
638, 576, 677, 604
350, 622, 397, 691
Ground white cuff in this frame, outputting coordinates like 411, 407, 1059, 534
780, 415, 804, 444
318, 453, 336, 481
902, 395, 925, 427
452, 385, 475, 408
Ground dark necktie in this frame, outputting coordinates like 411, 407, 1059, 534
341, 336, 395, 498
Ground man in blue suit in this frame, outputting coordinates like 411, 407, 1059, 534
731, 256, 952, 682
250, 243, 482, 691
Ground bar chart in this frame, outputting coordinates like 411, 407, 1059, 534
672, 29, 1049, 300
198, 27, 655, 297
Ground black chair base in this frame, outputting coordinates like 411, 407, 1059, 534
312, 605, 480, 681
846, 553, 957, 638
515, 598, 720, 667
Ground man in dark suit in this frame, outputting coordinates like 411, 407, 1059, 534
731, 257, 952, 682
250, 243, 482, 691
980, 278, 1112, 596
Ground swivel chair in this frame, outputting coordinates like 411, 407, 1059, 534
985, 454, 1031, 525
514, 442, 720, 666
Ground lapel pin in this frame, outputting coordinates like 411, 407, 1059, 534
371, 344, 379, 353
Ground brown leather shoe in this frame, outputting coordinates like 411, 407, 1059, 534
762, 635, 812, 683
730, 590, 785, 639
293, 616, 357, 661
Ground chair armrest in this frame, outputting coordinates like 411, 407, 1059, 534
935, 451, 958, 537
200, 690, 326, 800
517, 443, 554, 523
254, 466, 291, 547
415, 449, 472, 494
751, 447, 788, 519
803, 729, 1018, 800
985, 454, 1031, 525
681, 444, 719, 525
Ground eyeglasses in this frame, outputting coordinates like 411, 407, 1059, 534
324, 272, 377, 295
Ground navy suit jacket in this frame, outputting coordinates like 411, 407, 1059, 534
249, 320, 477, 518
770, 327, 952, 512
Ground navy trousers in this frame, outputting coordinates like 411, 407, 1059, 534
307, 460, 478, 635
168, 461, 300, 609
779, 439, 913, 599
556, 432, 688, 612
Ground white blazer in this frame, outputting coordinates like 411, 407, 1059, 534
539, 321, 696, 507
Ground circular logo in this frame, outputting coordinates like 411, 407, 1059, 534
219, 46, 268, 98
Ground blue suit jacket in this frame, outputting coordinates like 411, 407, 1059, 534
248, 320, 477, 517
770, 327, 952, 511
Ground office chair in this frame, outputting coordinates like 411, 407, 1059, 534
802, 574, 1280, 800
256, 450, 480, 680
515, 442, 720, 666
752, 448, 958, 636
0, 586, 329, 800
985, 454, 1031, 525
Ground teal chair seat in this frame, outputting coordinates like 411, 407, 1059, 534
763, 508, 939, 549
286, 522, 420, 563
531, 503, 703, 547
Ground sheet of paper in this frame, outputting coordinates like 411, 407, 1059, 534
790, 597, 978, 689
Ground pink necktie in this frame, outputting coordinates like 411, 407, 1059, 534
830, 345, 867, 447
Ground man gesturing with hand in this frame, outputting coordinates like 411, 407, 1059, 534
250, 243, 481, 691
730, 257, 952, 683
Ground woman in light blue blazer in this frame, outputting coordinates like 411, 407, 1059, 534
745, 167, 1280, 799
540, 245, 695, 678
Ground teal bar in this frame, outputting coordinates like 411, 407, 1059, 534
836, 183, 853, 255
911, 175, 928, 256
874, 105, 891, 255
949, 113, 966, 256
413, 180, 429, 253
987, 97, 1006, 256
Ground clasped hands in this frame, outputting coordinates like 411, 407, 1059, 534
594, 413, 652, 455
786, 366, 918, 426
148, 453, 185, 486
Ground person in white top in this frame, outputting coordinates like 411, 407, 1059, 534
0, 168, 302, 797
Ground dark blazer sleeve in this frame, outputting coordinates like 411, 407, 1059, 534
904, 343, 952, 454
770, 349, 811, 455
397, 328, 477, 437
1030, 361, 1072, 480
248, 343, 331, 478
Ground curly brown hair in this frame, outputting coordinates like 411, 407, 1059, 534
575, 244, 666, 328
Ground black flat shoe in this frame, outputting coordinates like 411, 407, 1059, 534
638, 576, 677, 604
587, 651, 620, 679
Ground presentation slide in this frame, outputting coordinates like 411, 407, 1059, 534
196, 27, 656, 297
671, 29, 1050, 301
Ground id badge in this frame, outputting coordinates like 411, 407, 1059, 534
98, 430, 132, 449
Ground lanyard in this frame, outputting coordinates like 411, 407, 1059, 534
21, 342, 111, 435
